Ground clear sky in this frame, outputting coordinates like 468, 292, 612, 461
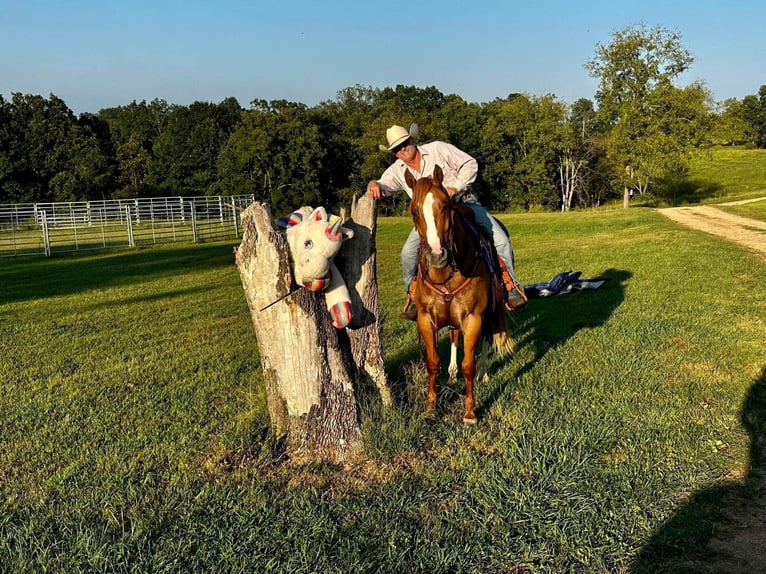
1, 0, 764, 115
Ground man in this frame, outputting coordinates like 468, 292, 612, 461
366, 125, 525, 319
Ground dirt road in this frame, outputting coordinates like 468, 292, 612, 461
658, 198, 766, 259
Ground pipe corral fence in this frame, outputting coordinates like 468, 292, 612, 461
0, 195, 256, 257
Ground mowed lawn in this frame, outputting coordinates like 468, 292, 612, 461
1, 207, 765, 573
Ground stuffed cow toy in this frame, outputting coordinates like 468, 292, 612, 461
277, 206, 353, 329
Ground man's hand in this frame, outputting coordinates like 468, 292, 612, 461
446, 187, 458, 197
366, 181, 383, 200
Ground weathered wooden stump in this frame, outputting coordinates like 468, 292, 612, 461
235, 197, 390, 464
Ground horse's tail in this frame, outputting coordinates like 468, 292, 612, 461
490, 306, 514, 356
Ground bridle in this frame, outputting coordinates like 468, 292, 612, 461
417, 206, 480, 309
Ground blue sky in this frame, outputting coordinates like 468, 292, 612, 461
1, 0, 764, 115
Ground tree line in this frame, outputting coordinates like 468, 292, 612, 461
1, 25, 765, 215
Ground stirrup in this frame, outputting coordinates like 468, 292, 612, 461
400, 279, 418, 321
498, 259, 527, 311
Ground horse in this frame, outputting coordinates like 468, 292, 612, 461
405, 166, 513, 424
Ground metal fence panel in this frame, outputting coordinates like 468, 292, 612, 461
0, 195, 255, 257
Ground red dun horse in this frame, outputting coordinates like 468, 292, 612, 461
406, 166, 513, 424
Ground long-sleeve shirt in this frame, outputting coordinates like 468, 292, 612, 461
376, 141, 478, 198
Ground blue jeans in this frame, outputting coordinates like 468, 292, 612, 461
401, 201, 519, 291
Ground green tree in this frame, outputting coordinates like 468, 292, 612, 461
114, 134, 151, 199
0, 93, 112, 203
99, 99, 171, 197
585, 24, 709, 207
558, 98, 602, 210
217, 100, 324, 215
311, 86, 382, 208
740, 85, 766, 148
480, 94, 567, 210
710, 98, 750, 146
150, 99, 242, 197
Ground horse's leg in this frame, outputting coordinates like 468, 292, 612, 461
461, 315, 483, 424
447, 328, 459, 383
418, 319, 440, 415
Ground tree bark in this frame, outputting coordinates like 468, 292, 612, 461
341, 195, 392, 407
235, 200, 389, 464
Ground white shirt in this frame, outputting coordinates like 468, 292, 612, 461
376, 141, 478, 198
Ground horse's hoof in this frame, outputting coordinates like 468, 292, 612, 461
462, 416, 477, 425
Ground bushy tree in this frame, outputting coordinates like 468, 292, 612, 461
740, 85, 766, 148
585, 24, 711, 207
150, 99, 242, 196
558, 98, 603, 210
99, 99, 171, 197
217, 100, 324, 215
480, 94, 567, 210
710, 98, 751, 146
0, 93, 112, 203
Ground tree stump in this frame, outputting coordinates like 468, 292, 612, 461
235, 199, 390, 464
340, 195, 392, 407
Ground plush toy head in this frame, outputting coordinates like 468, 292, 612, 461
278, 207, 343, 289
277, 206, 354, 329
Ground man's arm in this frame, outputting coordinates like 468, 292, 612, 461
367, 163, 406, 199
441, 142, 478, 192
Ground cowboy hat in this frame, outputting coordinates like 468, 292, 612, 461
378, 124, 418, 151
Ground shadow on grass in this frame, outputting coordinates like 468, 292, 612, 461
0, 242, 237, 305
472, 268, 631, 418
513, 268, 631, 374
630, 366, 766, 574
659, 177, 724, 207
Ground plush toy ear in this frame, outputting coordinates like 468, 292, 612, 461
311, 206, 328, 222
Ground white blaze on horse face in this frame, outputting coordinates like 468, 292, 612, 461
423, 192, 442, 255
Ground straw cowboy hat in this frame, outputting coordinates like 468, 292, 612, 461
378, 124, 419, 151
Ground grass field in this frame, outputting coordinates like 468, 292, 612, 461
1, 204, 765, 572
0, 218, 239, 258
717, 198, 766, 223
679, 147, 766, 205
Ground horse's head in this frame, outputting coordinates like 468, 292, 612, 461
406, 166, 452, 266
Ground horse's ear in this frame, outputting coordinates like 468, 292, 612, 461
433, 165, 444, 186
404, 170, 416, 191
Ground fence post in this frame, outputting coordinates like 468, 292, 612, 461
126, 206, 135, 247
190, 200, 199, 242
41, 210, 51, 257
232, 201, 239, 237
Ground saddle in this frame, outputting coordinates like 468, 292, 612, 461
451, 203, 514, 312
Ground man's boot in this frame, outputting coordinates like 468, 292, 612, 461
400, 278, 418, 321
498, 259, 527, 311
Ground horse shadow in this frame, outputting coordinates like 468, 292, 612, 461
385, 268, 631, 415
477, 268, 632, 417
630, 366, 766, 573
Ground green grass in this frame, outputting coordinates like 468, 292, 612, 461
675, 147, 766, 205
1, 209, 765, 573
0, 218, 240, 257
716, 197, 766, 223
